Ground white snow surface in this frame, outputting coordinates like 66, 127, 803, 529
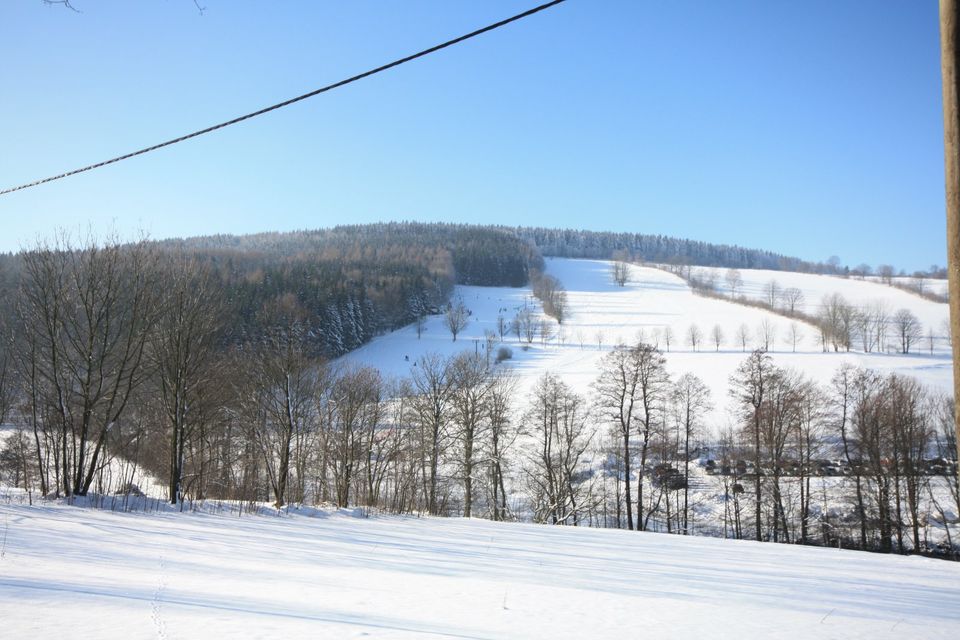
893, 276, 949, 298
701, 265, 949, 332
1, 502, 958, 639
865, 275, 949, 298
345, 258, 954, 433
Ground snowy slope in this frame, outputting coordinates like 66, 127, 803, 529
1, 503, 957, 639
890, 275, 949, 298
701, 265, 949, 335
346, 258, 953, 433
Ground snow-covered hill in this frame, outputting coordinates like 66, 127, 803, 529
0, 502, 957, 639
345, 258, 953, 433
699, 264, 949, 332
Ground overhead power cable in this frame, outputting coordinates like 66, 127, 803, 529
0, 0, 567, 196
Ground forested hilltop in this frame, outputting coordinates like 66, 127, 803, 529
154, 223, 830, 355
0, 221, 829, 364
153, 223, 540, 356
516, 226, 826, 272
0, 222, 831, 362
0, 223, 541, 360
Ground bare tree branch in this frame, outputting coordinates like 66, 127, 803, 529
42, 0, 81, 12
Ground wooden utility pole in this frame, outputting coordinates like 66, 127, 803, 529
940, 0, 960, 461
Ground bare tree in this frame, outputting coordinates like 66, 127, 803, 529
687, 324, 702, 352
515, 308, 537, 345
532, 272, 569, 324
524, 374, 594, 525
41, 0, 80, 11
511, 314, 522, 344
611, 261, 630, 287
496, 314, 508, 342
787, 322, 802, 353
361, 374, 403, 509
326, 365, 381, 507
594, 345, 642, 530
671, 373, 712, 534
793, 379, 825, 544
758, 318, 776, 352
913, 273, 927, 295
242, 308, 319, 508
711, 324, 724, 352
758, 367, 803, 543
16, 234, 161, 497
150, 256, 225, 504
449, 353, 492, 518
415, 314, 427, 339
929, 394, 959, 547
877, 264, 895, 285
819, 293, 854, 352
662, 326, 674, 352
763, 279, 781, 308
631, 343, 671, 531
873, 302, 891, 352
729, 349, 775, 542
849, 369, 896, 552
831, 364, 869, 549
0, 327, 13, 427
885, 374, 930, 552
892, 308, 922, 354
410, 353, 454, 515
487, 370, 518, 521
736, 323, 750, 352
781, 287, 804, 314
855, 302, 884, 353
551, 289, 569, 324
444, 298, 469, 342
483, 330, 498, 367
725, 269, 744, 297
697, 270, 718, 292
539, 318, 555, 346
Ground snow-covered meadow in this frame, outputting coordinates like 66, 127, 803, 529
1, 500, 958, 639
699, 264, 949, 333
345, 258, 954, 433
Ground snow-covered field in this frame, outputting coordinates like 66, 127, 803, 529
1, 501, 958, 639
700, 264, 949, 332
889, 275, 949, 298
346, 258, 954, 432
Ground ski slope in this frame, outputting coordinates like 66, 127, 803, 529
0, 502, 957, 639
346, 258, 954, 433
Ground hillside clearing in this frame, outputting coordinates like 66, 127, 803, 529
345, 258, 954, 432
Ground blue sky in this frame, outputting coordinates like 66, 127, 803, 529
0, 1, 946, 271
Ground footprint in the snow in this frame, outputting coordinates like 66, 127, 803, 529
151, 555, 169, 640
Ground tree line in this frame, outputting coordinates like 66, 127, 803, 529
0, 227, 955, 559
676, 266, 946, 356
2, 257, 956, 557
518, 227, 827, 272
0, 225, 535, 501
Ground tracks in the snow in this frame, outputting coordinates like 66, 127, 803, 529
150, 555, 168, 640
